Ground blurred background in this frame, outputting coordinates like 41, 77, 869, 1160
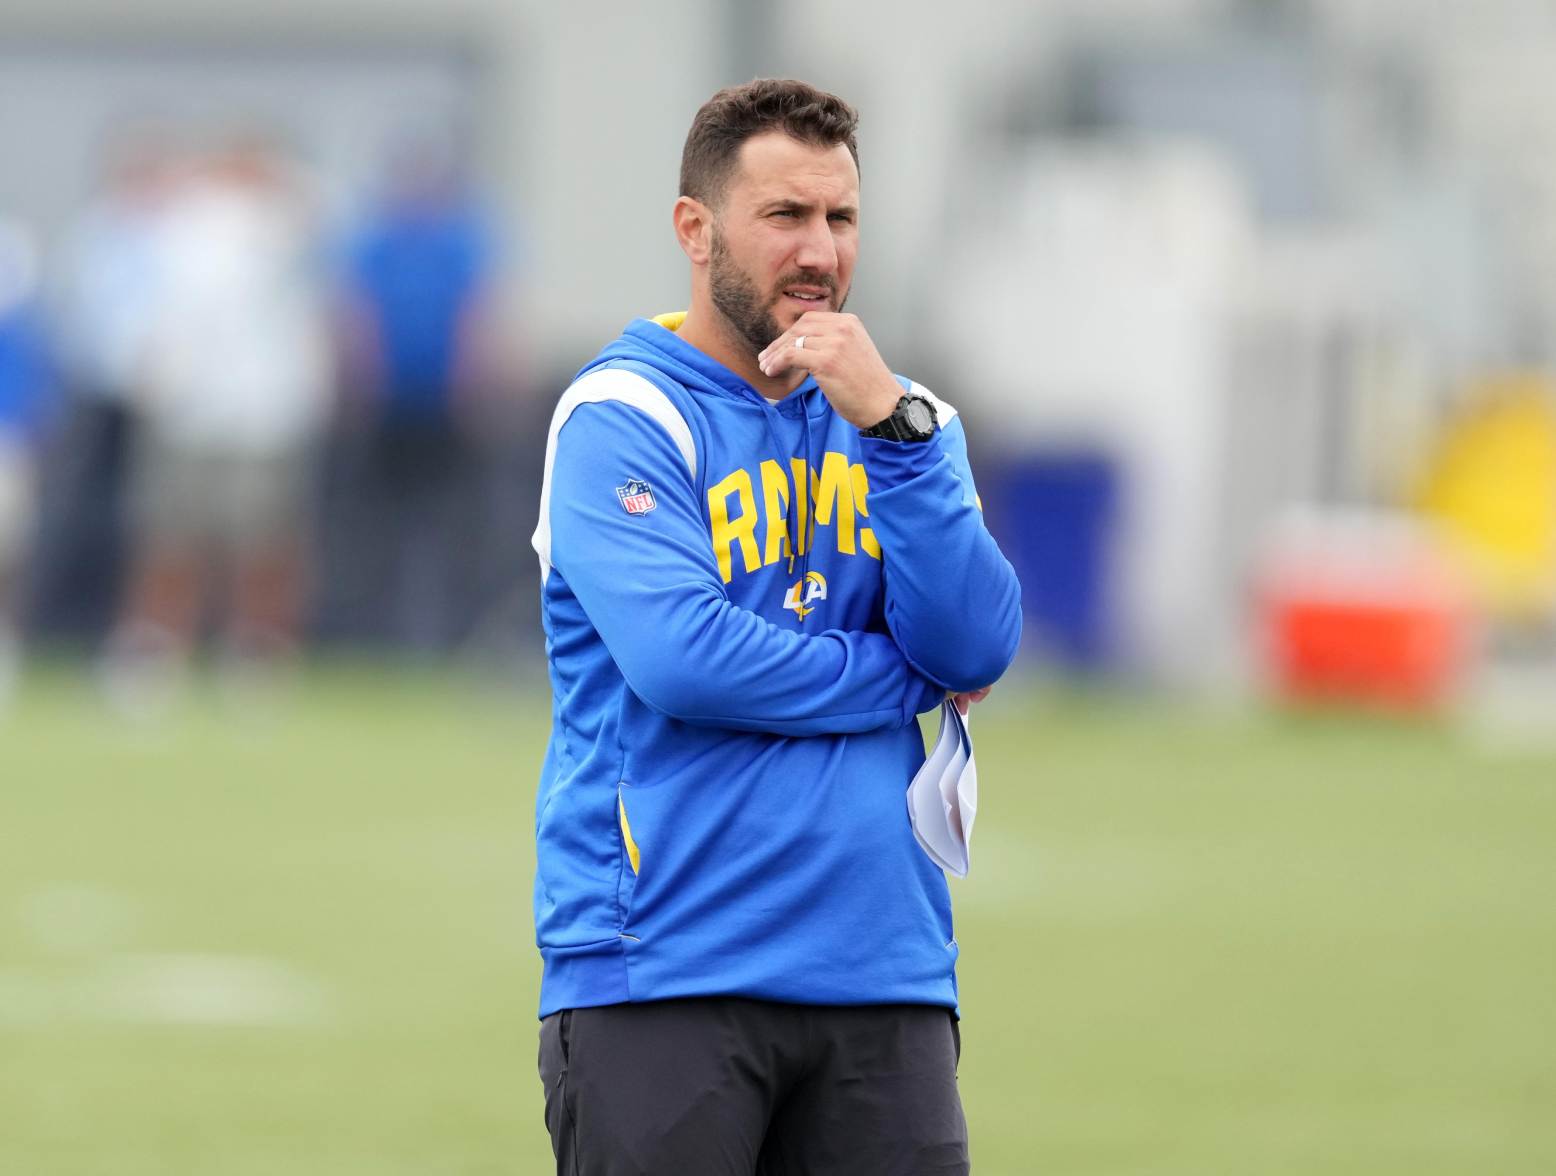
2, 1, 1554, 1173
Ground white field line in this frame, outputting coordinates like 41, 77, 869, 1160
0, 954, 328, 1027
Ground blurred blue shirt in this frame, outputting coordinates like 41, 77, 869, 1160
0, 304, 52, 438
347, 199, 493, 417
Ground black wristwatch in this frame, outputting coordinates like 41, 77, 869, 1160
860, 392, 937, 443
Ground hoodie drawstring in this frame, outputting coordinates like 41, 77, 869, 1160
755, 392, 816, 590
755, 399, 801, 575
798, 403, 815, 590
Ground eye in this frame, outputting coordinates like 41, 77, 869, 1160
828, 212, 855, 225
771, 209, 799, 219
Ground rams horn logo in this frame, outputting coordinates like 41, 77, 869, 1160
783, 571, 828, 621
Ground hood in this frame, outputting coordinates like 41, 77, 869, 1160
578, 313, 826, 581
579, 313, 823, 419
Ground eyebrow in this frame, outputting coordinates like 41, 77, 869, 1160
759, 198, 858, 218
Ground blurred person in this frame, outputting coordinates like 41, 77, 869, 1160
336, 134, 498, 652
104, 135, 331, 707
37, 132, 173, 642
531, 79, 1021, 1174
0, 220, 54, 701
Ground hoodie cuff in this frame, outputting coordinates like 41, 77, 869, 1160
858, 429, 947, 491
903, 671, 945, 725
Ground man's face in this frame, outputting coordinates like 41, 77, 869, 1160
706, 131, 859, 355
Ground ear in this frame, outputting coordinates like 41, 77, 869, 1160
673, 195, 713, 265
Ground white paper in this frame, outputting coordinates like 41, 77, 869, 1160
906, 699, 979, 877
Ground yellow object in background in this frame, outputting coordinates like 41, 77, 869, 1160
1417, 375, 1556, 621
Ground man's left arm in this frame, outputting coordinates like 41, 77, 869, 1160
858, 404, 1023, 691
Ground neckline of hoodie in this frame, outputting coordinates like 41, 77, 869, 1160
627, 317, 824, 419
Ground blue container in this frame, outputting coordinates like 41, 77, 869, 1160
984, 450, 1119, 672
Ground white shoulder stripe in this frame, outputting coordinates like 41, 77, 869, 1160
532, 367, 697, 582
908, 380, 959, 427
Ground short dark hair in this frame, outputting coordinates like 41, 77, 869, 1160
680, 78, 859, 207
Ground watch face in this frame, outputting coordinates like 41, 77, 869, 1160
904, 399, 935, 435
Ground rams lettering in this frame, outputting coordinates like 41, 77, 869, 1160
707, 452, 880, 583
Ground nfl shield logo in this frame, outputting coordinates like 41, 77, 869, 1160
616, 478, 657, 516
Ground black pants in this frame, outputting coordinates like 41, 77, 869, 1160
537, 997, 969, 1175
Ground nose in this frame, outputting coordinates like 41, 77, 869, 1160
793, 214, 839, 275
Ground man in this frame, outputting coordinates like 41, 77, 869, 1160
105, 137, 329, 707
337, 134, 497, 651
0, 218, 52, 701
532, 78, 1021, 1174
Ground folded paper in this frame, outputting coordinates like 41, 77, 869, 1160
906, 699, 979, 876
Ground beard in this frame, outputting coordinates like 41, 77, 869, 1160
709, 226, 845, 357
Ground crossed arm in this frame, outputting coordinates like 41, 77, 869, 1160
547, 399, 1019, 736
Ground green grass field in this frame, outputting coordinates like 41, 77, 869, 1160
3, 666, 1553, 1174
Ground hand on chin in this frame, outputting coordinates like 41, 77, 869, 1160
756, 312, 905, 429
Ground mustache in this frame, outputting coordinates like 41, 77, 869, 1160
773, 272, 838, 298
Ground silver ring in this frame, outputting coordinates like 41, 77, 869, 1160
794, 335, 806, 350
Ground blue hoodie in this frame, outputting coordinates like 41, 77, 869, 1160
531, 314, 1021, 1018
